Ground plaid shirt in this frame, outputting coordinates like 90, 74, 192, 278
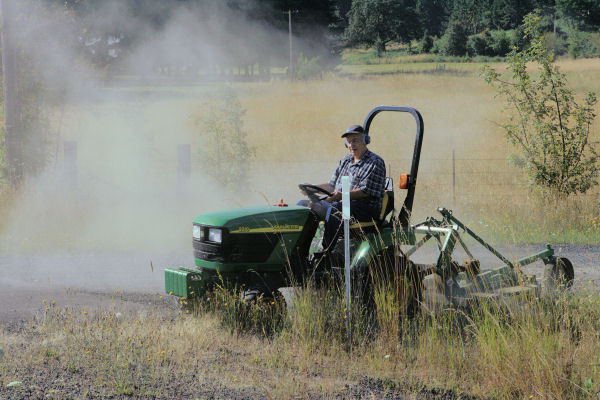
329, 150, 386, 214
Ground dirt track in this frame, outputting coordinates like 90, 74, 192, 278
1, 245, 599, 323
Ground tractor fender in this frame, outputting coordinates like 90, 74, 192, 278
350, 239, 385, 271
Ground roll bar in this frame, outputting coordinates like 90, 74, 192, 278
363, 106, 424, 226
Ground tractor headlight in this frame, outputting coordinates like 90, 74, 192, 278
192, 225, 202, 240
208, 228, 222, 243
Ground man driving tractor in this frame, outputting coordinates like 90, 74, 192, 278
299, 124, 386, 250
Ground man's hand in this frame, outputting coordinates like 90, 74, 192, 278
325, 189, 368, 203
325, 191, 342, 203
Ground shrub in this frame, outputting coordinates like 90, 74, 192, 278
419, 35, 435, 53
489, 30, 511, 56
467, 31, 492, 57
441, 21, 468, 56
195, 85, 255, 190
568, 30, 600, 58
483, 13, 599, 197
510, 26, 528, 52
431, 35, 446, 54
295, 53, 323, 80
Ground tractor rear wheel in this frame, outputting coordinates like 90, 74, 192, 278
362, 247, 423, 318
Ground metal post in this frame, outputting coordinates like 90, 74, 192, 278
63, 141, 77, 189
342, 175, 351, 348
284, 10, 297, 80
452, 149, 456, 204
176, 144, 191, 194
1, 0, 22, 185
288, 10, 293, 80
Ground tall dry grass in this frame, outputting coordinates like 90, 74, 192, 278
1, 60, 599, 249
2, 284, 599, 398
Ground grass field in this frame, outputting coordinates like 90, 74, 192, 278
1, 57, 599, 252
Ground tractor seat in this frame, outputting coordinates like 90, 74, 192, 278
349, 188, 395, 230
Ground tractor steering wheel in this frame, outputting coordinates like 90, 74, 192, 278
298, 183, 333, 203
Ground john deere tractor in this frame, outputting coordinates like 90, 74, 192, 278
165, 106, 574, 308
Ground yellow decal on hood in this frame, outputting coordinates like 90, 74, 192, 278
230, 224, 302, 234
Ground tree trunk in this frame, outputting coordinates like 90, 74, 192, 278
0, 0, 22, 185
375, 37, 386, 57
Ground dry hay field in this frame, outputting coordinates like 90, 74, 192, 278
1, 58, 600, 399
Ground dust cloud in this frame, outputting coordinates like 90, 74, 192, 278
0, 1, 510, 293
0, 1, 320, 290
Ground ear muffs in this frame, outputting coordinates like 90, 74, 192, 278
345, 134, 371, 147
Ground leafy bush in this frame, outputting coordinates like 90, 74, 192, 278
195, 85, 255, 190
430, 35, 445, 54
467, 31, 493, 56
510, 26, 528, 52
542, 31, 568, 56
467, 30, 513, 57
295, 53, 323, 80
440, 21, 468, 56
483, 13, 599, 197
568, 30, 600, 58
419, 35, 435, 53
489, 30, 511, 56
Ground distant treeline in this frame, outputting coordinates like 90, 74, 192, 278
342, 0, 600, 58
23, 0, 600, 75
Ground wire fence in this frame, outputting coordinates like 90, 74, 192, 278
54, 142, 600, 202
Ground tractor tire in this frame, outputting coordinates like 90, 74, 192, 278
363, 246, 423, 318
543, 257, 574, 295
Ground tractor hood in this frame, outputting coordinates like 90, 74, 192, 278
193, 206, 311, 234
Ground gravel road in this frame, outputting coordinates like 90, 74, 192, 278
1, 244, 598, 323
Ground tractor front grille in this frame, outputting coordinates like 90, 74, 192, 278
193, 232, 280, 264
194, 240, 226, 262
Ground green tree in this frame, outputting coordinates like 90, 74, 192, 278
448, 0, 490, 35
417, 0, 451, 37
441, 20, 469, 55
345, 0, 421, 55
556, 0, 600, 30
195, 86, 255, 190
483, 12, 599, 196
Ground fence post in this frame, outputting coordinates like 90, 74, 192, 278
176, 144, 191, 194
64, 141, 77, 189
452, 149, 456, 205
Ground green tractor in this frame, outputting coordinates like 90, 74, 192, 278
165, 106, 574, 309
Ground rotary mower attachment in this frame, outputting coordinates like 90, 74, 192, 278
407, 207, 574, 307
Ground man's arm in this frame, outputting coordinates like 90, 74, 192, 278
325, 188, 367, 203
317, 183, 335, 193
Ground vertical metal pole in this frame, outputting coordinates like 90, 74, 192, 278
452, 149, 456, 204
288, 10, 293, 80
342, 176, 351, 348
1, 0, 22, 185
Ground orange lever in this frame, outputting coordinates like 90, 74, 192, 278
399, 174, 409, 189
